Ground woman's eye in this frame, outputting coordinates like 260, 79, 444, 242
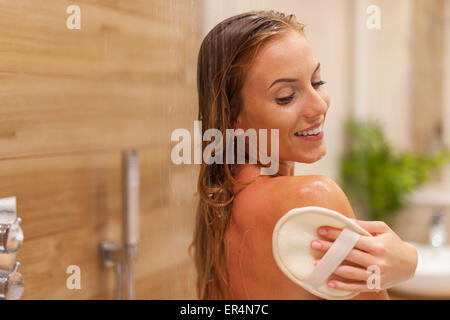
275, 93, 295, 105
312, 80, 326, 89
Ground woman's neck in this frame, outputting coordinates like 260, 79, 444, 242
277, 161, 294, 176
231, 161, 294, 180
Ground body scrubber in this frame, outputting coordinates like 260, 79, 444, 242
272, 206, 372, 300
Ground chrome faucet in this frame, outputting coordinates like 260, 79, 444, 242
0, 262, 24, 300
0, 218, 23, 254
429, 210, 447, 247
0, 196, 24, 300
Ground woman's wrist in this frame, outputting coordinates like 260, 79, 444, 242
406, 242, 420, 281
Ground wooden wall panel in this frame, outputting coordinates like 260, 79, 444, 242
0, 0, 200, 299
0, 74, 195, 158
0, 0, 199, 158
0, 148, 198, 299
0, 0, 193, 79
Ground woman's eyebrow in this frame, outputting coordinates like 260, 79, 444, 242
267, 77, 297, 90
313, 62, 321, 74
267, 62, 321, 90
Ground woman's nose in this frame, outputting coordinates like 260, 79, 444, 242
301, 89, 329, 118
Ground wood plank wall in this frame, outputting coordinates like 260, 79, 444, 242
0, 0, 200, 299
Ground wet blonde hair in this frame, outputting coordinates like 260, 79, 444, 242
189, 10, 305, 299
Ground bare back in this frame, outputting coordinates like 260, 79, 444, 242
223, 164, 389, 300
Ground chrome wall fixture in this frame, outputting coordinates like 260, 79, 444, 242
100, 150, 139, 300
0, 196, 24, 300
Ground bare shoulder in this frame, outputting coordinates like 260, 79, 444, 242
226, 173, 358, 298
231, 174, 356, 232
288, 174, 356, 219
227, 170, 390, 299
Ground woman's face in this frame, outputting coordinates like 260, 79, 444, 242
236, 29, 330, 165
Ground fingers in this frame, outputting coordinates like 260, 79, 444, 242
313, 259, 370, 282
351, 220, 391, 235
331, 265, 370, 282
317, 220, 391, 237
316, 226, 378, 253
311, 239, 375, 268
327, 280, 379, 293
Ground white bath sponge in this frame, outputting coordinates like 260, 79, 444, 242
272, 206, 372, 300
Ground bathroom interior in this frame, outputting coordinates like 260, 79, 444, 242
0, 0, 449, 300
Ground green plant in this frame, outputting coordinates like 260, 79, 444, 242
339, 118, 450, 222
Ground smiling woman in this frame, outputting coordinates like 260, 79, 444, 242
190, 11, 309, 299
190, 10, 417, 300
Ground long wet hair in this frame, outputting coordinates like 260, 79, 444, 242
189, 10, 305, 299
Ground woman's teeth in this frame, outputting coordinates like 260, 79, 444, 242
294, 124, 322, 136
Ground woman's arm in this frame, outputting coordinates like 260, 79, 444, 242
312, 219, 418, 295
304, 176, 418, 297
287, 175, 392, 299
229, 173, 391, 299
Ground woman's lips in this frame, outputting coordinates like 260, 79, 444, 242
294, 130, 324, 141
298, 122, 322, 132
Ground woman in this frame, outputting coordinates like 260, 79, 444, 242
190, 10, 418, 299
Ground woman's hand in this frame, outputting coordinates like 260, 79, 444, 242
310, 219, 419, 292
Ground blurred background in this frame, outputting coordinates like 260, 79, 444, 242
0, 0, 449, 299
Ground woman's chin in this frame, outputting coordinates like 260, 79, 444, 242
294, 148, 327, 164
